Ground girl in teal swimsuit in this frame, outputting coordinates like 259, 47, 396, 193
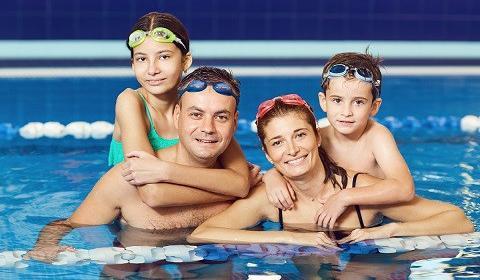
109, 12, 254, 203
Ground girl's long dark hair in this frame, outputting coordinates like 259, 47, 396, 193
256, 98, 348, 189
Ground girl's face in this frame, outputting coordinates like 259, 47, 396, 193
263, 112, 320, 180
131, 37, 191, 96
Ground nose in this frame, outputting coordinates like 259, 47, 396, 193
201, 116, 216, 135
147, 59, 160, 75
341, 102, 353, 117
286, 140, 300, 156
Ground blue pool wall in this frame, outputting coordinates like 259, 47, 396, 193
2, 0, 480, 41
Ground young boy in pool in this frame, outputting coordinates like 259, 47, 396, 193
264, 51, 415, 229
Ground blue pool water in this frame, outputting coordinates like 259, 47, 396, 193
0, 75, 479, 279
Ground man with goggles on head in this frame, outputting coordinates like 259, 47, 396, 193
263, 51, 416, 232
27, 67, 262, 263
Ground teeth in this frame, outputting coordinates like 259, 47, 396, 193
197, 139, 216, 143
286, 156, 306, 164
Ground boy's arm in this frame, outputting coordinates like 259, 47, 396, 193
263, 168, 296, 210
124, 139, 250, 200
317, 127, 415, 229
339, 124, 414, 206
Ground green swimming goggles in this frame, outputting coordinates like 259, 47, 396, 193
128, 27, 187, 51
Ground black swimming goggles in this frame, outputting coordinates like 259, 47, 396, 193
322, 64, 381, 96
178, 79, 239, 108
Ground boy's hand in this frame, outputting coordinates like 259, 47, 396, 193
263, 169, 296, 210
248, 162, 263, 187
315, 191, 348, 229
122, 151, 166, 185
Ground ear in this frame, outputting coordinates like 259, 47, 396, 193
264, 150, 274, 164
318, 92, 327, 113
369, 98, 382, 117
233, 111, 239, 132
182, 52, 193, 72
173, 104, 181, 130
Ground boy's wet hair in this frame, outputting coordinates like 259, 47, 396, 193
256, 98, 347, 189
127, 12, 190, 57
322, 51, 383, 100
177, 66, 241, 108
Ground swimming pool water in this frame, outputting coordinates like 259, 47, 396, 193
0, 76, 479, 279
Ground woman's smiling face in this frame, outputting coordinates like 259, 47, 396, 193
263, 112, 320, 180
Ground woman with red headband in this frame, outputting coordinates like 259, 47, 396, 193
189, 94, 473, 247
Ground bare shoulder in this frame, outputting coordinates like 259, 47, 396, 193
116, 88, 141, 106
343, 170, 381, 188
367, 120, 395, 141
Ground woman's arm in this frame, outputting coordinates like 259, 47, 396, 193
379, 196, 474, 236
339, 196, 474, 243
188, 185, 337, 247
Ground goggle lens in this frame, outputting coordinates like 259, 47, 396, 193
179, 80, 239, 107
128, 27, 186, 51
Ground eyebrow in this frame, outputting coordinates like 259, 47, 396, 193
186, 106, 232, 115
133, 50, 174, 56
267, 128, 309, 141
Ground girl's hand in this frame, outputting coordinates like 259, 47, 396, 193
121, 151, 166, 185
337, 224, 396, 244
263, 170, 296, 210
248, 162, 263, 187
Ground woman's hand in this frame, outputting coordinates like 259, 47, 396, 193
290, 231, 341, 249
263, 169, 296, 210
337, 223, 397, 244
24, 245, 75, 263
121, 151, 167, 185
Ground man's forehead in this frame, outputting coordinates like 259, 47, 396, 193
180, 88, 237, 112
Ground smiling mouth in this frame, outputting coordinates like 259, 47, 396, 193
146, 79, 166, 85
285, 155, 307, 165
195, 138, 218, 144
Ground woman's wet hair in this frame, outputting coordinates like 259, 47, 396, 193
127, 12, 190, 57
256, 99, 347, 188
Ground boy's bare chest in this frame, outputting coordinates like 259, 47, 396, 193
325, 141, 379, 174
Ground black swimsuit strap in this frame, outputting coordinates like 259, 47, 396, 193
278, 207, 284, 230
352, 173, 366, 229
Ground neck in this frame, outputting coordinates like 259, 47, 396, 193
174, 144, 217, 168
289, 154, 327, 199
140, 87, 177, 116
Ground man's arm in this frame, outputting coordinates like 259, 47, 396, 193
26, 167, 125, 263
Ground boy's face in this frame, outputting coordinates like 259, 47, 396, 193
319, 77, 382, 137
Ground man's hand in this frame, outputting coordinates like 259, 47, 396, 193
24, 245, 75, 264
263, 170, 296, 210
337, 223, 397, 244
121, 151, 166, 185
315, 191, 349, 229
248, 162, 263, 187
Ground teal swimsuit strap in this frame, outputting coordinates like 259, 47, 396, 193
136, 91, 156, 131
